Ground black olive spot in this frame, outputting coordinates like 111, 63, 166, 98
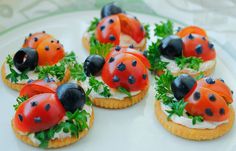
132, 60, 137, 67
109, 35, 116, 41
195, 44, 203, 54
34, 37, 38, 42
129, 44, 134, 48
27, 79, 33, 83
45, 104, 51, 111
45, 46, 49, 51
34, 117, 42, 123
29, 33, 32, 37
142, 74, 147, 80
206, 77, 215, 84
115, 45, 121, 51
42, 31, 46, 33
117, 63, 126, 71
109, 57, 115, 63
18, 114, 23, 122
219, 78, 224, 83
209, 94, 216, 102
205, 108, 213, 116
176, 27, 181, 32
51, 40, 54, 43
134, 16, 138, 20
31, 101, 38, 107
231, 90, 234, 94
57, 47, 60, 50
100, 25, 105, 31
109, 19, 114, 24
112, 76, 120, 82
219, 108, 225, 115
193, 91, 201, 101
202, 37, 206, 41
128, 75, 136, 84
140, 25, 144, 31
188, 34, 194, 40
57, 40, 60, 43
208, 42, 214, 49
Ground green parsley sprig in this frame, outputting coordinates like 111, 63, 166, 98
13, 96, 28, 110
175, 57, 203, 71
88, 76, 111, 98
117, 86, 131, 98
144, 24, 150, 39
154, 20, 173, 38
87, 17, 100, 32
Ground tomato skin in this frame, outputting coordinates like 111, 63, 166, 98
22, 32, 65, 66
20, 80, 57, 98
102, 49, 149, 91
182, 34, 216, 61
96, 15, 121, 45
117, 14, 145, 43
177, 26, 207, 38
185, 87, 229, 122
14, 93, 65, 133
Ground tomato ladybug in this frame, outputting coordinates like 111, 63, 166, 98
14, 80, 86, 133
22, 31, 65, 66
182, 34, 216, 61
171, 74, 233, 122
95, 13, 145, 46
177, 26, 207, 38
101, 47, 149, 91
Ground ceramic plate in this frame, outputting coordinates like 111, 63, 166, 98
0, 11, 235, 151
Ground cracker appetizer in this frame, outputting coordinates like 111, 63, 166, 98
79, 47, 150, 109
12, 79, 94, 148
155, 72, 234, 140
1, 31, 80, 91
146, 21, 216, 77
83, 3, 149, 53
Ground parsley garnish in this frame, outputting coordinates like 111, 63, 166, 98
88, 76, 111, 98
87, 17, 100, 32
5, 55, 29, 83
90, 41, 113, 57
175, 57, 203, 71
187, 114, 203, 125
154, 20, 173, 38
70, 63, 87, 82
166, 99, 187, 120
144, 24, 150, 39
13, 96, 28, 110
117, 86, 131, 98
34, 109, 89, 148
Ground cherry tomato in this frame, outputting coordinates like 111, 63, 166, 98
14, 93, 65, 133
177, 26, 207, 38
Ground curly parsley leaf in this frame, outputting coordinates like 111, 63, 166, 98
175, 57, 203, 71
117, 86, 131, 98
13, 96, 28, 110
34, 109, 89, 148
90, 40, 113, 57
166, 99, 187, 120
87, 17, 100, 32
187, 114, 204, 125
154, 20, 173, 38
144, 24, 150, 39
89, 76, 111, 98
70, 63, 87, 82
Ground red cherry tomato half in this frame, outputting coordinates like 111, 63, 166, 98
14, 93, 65, 133
182, 34, 216, 61
177, 26, 207, 38
20, 80, 57, 98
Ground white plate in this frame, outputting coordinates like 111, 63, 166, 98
0, 11, 235, 151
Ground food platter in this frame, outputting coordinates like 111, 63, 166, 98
0, 11, 235, 151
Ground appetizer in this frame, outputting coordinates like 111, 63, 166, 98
12, 79, 94, 148
155, 72, 234, 140
146, 21, 216, 77
83, 2, 149, 54
79, 47, 150, 109
1, 31, 80, 91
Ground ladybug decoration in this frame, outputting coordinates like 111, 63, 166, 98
95, 3, 145, 46
13, 31, 65, 72
159, 26, 216, 61
171, 74, 233, 122
101, 47, 150, 91
14, 80, 86, 133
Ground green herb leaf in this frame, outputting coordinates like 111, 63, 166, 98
154, 20, 173, 38
90, 40, 113, 57
166, 99, 187, 120
89, 76, 111, 98
144, 24, 150, 39
87, 17, 100, 32
13, 96, 28, 110
70, 63, 87, 82
117, 86, 131, 98
187, 114, 204, 125
195, 71, 205, 80
175, 57, 203, 71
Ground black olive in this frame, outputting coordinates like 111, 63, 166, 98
13, 48, 38, 72
101, 2, 124, 18
83, 55, 105, 76
171, 74, 196, 100
56, 83, 86, 113
159, 35, 183, 60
